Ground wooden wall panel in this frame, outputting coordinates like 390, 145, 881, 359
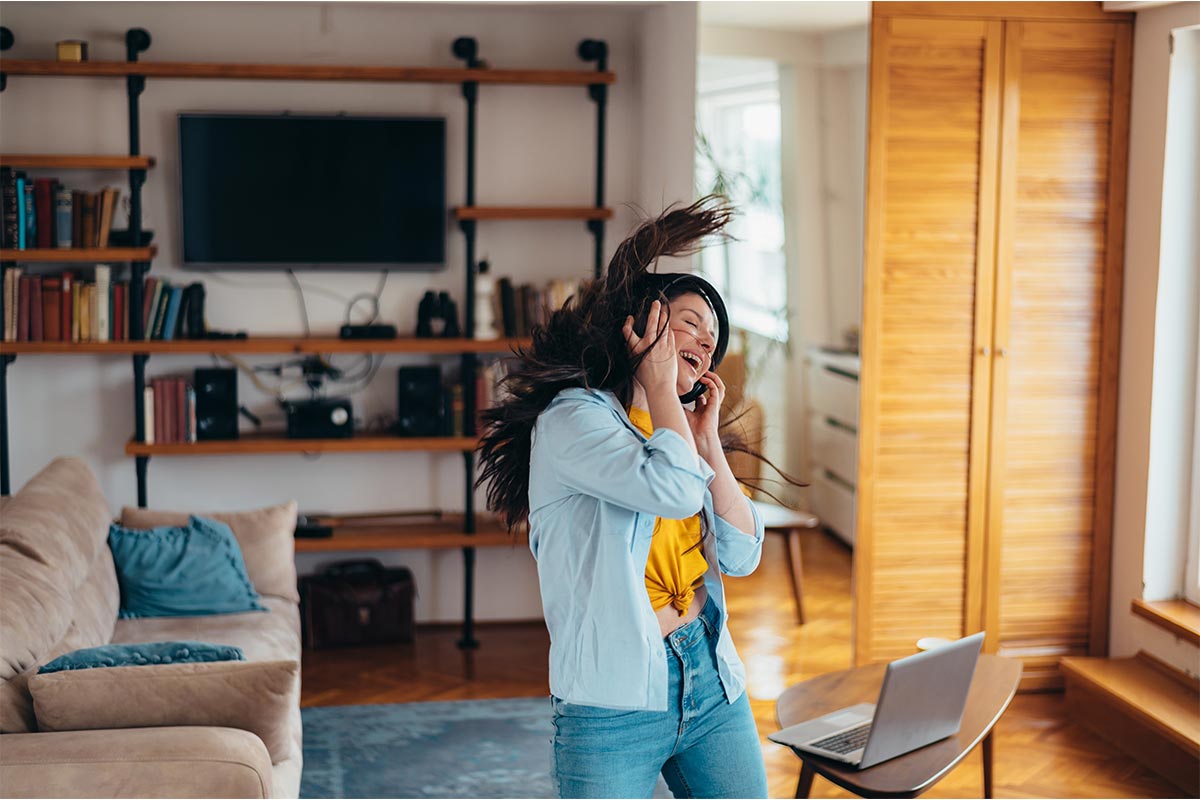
856, 16, 1002, 663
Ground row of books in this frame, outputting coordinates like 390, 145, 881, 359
144, 376, 197, 445
1, 168, 122, 250
2, 268, 204, 343
493, 277, 583, 338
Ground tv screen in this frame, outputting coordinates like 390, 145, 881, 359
178, 113, 446, 270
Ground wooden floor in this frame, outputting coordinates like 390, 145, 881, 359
302, 530, 1180, 798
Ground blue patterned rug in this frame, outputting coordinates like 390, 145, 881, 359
300, 697, 671, 799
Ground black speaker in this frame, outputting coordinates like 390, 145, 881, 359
395, 366, 444, 437
194, 367, 238, 440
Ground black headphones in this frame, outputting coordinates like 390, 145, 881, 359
635, 273, 729, 404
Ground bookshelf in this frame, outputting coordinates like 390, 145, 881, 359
0, 27, 611, 649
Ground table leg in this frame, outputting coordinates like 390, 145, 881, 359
982, 731, 994, 799
795, 761, 815, 799
784, 528, 806, 624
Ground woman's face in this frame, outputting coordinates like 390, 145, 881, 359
667, 291, 717, 395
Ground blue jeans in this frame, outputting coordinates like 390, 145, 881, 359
550, 597, 768, 798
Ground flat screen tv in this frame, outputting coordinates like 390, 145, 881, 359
179, 113, 446, 270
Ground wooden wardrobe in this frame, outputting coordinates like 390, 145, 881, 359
855, 2, 1132, 690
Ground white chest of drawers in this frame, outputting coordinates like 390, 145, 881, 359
805, 348, 860, 547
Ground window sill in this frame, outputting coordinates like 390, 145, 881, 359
1131, 599, 1200, 646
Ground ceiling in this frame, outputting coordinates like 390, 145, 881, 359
699, 1, 870, 33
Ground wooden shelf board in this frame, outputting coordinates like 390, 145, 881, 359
125, 433, 478, 456
295, 519, 527, 552
0, 246, 156, 262
453, 206, 614, 221
0, 59, 616, 86
1131, 599, 1200, 646
1, 154, 156, 169
0, 336, 530, 356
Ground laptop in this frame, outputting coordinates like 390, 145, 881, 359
768, 632, 985, 770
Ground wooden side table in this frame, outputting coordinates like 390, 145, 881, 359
775, 654, 1023, 798
753, 500, 820, 624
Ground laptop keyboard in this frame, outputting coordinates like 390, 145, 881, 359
811, 722, 872, 755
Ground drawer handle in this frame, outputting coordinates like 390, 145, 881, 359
823, 365, 859, 382
823, 469, 856, 492
824, 416, 857, 435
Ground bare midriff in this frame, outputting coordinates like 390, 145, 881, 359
658, 583, 707, 638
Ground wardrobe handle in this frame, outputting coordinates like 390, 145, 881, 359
979, 346, 991, 357
998, 347, 1008, 358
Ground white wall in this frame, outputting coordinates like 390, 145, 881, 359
698, 22, 867, 503
0, 1, 698, 623
1111, 1, 1200, 675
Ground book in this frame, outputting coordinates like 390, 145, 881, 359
33, 179, 55, 249
71, 190, 84, 248
15, 175, 26, 250
161, 285, 183, 342
185, 383, 197, 443
113, 281, 125, 342
80, 283, 92, 343
16, 275, 30, 341
152, 379, 166, 445
150, 284, 171, 340
142, 385, 155, 444
174, 379, 186, 444
42, 276, 62, 342
29, 276, 43, 341
174, 287, 190, 339
80, 193, 98, 249
497, 277, 517, 337
2, 267, 18, 342
94, 265, 111, 343
97, 187, 119, 248
54, 186, 72, 248
60, 272, 73, 341
0, 168, 17, 249
143, 278, 163, 340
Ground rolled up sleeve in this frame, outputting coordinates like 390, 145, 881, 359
712, 498, 764, 576
540, 394, 714, 520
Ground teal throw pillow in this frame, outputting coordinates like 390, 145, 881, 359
38, 641, 246, 673
108, 515, 267, 618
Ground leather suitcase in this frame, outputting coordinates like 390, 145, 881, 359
299, 559, 416, 648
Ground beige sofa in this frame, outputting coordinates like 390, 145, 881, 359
0, 458, 303, 798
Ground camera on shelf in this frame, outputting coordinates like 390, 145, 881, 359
278, 356, 354, 439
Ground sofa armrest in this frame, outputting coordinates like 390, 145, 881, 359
0, 726, 273, 798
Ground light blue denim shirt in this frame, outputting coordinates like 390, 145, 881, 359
528, 387, 765, 711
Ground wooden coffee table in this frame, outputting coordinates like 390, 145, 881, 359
775, 654, 1022, 798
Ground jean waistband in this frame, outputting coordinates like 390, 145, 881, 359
664, 595, 719, 650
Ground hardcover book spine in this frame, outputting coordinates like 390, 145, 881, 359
15, 176, 26, 250
2, 267, 16, 342
142, 277, 159, 339
80, 193, 98, 249
29, 277, 43, 342
142, 384, 155, 444
71, 190, 84, 248
60, 272, 73, 342
16, 275, 30, 342
151, 283, 170, 340
22, 181, 35, 250
152, 379, 166, 445
94, 265, 111, 343
161, 285, 183, 342
113, 281, 125, 342
0, 167, 16, 249
174, 378, 186, 444
42, 276, 62, 342
186, 383, 197, 443
34, 179, 55, 249
54, 187, 73, 248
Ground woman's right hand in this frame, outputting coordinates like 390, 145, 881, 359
623, 300, 678, 394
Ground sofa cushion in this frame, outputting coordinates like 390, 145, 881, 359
39, 641, 246, 673
120, 501, 299, 603
0, 458, 119, 733
111, 597, 301, 664
108, 517, 266, 618
29, 659, 299, 764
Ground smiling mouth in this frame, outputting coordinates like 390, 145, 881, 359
679, 351, 703, 374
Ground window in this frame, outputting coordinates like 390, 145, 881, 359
696, 58, 788, 342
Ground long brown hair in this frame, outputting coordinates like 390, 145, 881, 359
476, 197, 800, 530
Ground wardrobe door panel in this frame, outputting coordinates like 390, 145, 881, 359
986, 20, 1129, 688
857, 15, 1003, 664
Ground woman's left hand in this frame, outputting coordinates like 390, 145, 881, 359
686, 371, 725, 447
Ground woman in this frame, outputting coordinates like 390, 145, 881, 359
477, 199, 772, 798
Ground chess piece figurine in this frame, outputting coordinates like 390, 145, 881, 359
439, 291, 461, 338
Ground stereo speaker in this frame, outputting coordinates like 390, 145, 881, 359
194, 367, 238, 440
396, 366, 444, 437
